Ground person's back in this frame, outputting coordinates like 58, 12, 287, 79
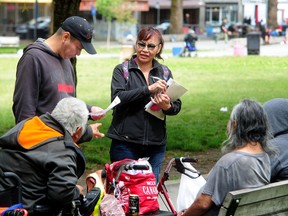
0, 97, 100, 215
202, 151, 270, 215
263, 98, 288, 182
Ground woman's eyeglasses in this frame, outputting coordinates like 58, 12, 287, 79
137, 42, 160, 51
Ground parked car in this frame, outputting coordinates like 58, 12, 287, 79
15, 16, 51, 39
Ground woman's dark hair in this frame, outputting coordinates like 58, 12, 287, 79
222, 99, 273, 153
137, 26, 164, 60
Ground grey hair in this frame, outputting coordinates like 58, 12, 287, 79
51, 97, 88, 136
222, 99, 273, 154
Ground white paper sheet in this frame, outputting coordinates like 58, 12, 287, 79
89, 96, 121, 116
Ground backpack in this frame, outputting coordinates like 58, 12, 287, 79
122, 61, 169, 85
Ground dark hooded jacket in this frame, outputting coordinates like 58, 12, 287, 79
0, 113, 85, 214
263, 98, 288, 182
106, 55, 182, 146
12, 38, 93, 124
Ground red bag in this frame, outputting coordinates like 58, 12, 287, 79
105, 158, 159, 214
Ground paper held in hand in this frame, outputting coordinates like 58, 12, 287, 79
145, 78, 187, 120
89, 96, 121, 116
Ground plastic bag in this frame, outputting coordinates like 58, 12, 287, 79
99, 194, 125, 216
176, 161, 206, 211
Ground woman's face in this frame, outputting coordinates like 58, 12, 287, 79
135, 35, 162, 64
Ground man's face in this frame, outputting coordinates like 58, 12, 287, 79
60, 33, 83, 59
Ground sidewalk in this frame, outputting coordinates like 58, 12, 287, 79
1, 36, 287, 58
164, 36, 288, 58
88, 36, 288, 58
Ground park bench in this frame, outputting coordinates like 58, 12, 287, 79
0, 36, 20, 50
218, 179, 288, 216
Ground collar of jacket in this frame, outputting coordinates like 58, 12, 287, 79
129, 54, 162, 71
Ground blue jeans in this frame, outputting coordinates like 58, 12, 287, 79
110, 139, 166, 183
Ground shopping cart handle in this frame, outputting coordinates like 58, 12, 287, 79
124, 164, 149, 171
174, 157, 200, 177
176, 157, 198, 163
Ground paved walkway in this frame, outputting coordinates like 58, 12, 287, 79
164, 36, 288, 58
2, 36, 287, 59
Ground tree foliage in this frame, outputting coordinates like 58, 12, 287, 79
96, 0, 136, 47
96, 0, 135, 23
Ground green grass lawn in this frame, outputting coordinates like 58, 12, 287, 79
1, 55, 288, 169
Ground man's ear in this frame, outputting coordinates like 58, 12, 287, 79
72, 127, 83, 142
62, 31, 70, 42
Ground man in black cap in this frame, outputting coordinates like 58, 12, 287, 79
12, 16, 103, 125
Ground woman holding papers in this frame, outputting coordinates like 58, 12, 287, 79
106, 26, 182, 182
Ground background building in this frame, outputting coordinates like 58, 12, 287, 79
1, 0, 287, 39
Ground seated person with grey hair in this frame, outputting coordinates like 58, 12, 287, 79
178, 99, 273, 216
0, 97, 104, 215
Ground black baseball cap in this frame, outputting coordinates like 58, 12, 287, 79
61, 16, 96, 54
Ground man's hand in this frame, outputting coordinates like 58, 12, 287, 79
90, 123, 105, 138
76, 184, 84, 195
90, 106, 105, 121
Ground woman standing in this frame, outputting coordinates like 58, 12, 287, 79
106, 27, 182, 182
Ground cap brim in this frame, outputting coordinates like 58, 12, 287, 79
81, 41, 97, 54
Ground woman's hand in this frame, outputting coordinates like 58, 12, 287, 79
148, 80, 167, 94
151, 93, 171, 111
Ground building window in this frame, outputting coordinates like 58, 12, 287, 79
205, 4, 238, 25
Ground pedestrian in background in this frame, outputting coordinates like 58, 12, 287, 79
220, 17, 231, 43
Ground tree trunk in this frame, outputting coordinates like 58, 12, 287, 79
51, 0, 81, 88
170, 0, 183, 34
107, 20, 111, 48
268, 0, 278, 30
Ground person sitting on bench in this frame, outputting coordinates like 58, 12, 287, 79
178, 99, 274, 216
263, 98, 288, 182
0, 97, 104, 215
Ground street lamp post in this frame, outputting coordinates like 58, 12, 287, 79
156, 1, 160, 25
